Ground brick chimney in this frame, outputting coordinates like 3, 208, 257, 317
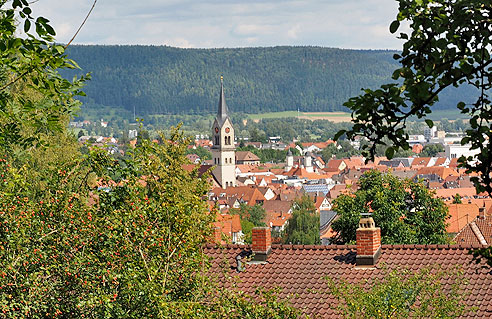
479, 204, 486, 219
252, 227, 271, 261
356, 216, 381, 266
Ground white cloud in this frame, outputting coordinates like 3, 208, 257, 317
28, 0, 403, 49
287, 24, 301, 39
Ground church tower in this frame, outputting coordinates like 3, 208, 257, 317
211, 77, 236, 188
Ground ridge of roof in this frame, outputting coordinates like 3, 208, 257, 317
204, 243, 487, 250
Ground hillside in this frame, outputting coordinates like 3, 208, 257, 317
60, 45, 476, 117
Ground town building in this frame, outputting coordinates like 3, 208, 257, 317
211, 77, 236, 188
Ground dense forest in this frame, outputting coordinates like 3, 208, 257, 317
61, 45, 478, 119
58, 45, 443, 118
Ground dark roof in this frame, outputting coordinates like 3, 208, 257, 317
320, 210, 337, 229
379, 160, 403, 168
303, 184, 332, 196
205, 243, 492, 318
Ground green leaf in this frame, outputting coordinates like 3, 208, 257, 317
390, 20, 400, 34
45, 24, 56, 36
334, 130, 346, 141
385, 147, 394, 159
12, 0, 22, 8
425, 119, 433, 128
23, 19, 31, 33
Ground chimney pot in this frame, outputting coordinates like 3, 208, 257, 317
479, 206, 486, 219
356, 217, 381, 266
252, 227, 271, 261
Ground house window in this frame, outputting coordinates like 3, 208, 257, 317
215, 136, 219, 145
225, 136, 231, 145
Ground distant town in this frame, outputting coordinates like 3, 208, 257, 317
71, 82, 489, 248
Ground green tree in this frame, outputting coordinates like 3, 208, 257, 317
328, 267, 470, 319
421, 143, 445, 157
282, 195, 320, 245
0, 3, 308, 317
332, 170, 448, 244
231, 203, 266, 244
235, 203, 266, 227
336, 0, 492, 195
0, 1, 87, 149
186, 145, 212, 161
453, 193, 463, 204
248, 127, 267, 143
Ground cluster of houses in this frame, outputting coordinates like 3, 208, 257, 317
190, 80, 491, 248
199, 80, 492, 318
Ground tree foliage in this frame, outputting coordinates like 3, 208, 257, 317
0, 3, 304, 317
332, 170, 448, 244
421, 143, 445, 157
282, 195, 320, 245
0, 0, 87, 149
327, 266, 471, 319
336, 0, 492, 194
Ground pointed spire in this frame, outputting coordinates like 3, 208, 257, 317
217, 75, 229, 124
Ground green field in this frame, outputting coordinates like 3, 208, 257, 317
247, 109, 469, 122
247, 111, 300, 120
247, 111, 352, 121
423, 109, 470, 121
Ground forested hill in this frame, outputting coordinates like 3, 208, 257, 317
60, 45, 473, 116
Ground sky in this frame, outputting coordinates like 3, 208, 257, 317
31, 0, 405, 50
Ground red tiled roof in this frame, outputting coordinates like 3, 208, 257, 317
455, 216, 492, 245
235, 151, 260, 162
210, 186, 266, 206
344, 157, 364, 169
411, 157, 431, 167
412, 144, 423, 154
436, 187, 477, 200
326, 159, 345, 170
284, 166, 330, 179
449, 157, 460, 168
205, 244, 492, 318
447, 203, 479, 233
434, 157, 447, 166
414, 166, 459, 179
262, 200, 293, 215
264, 212, 290, 228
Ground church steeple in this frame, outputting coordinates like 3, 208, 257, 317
211, 76, 236, 189
217, 76, 229, 125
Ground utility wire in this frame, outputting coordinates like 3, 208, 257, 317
65, 0, 98, 48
